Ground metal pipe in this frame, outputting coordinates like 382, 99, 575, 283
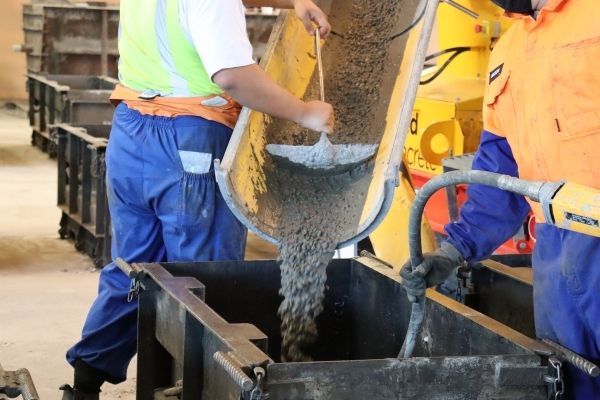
100, 9, 109, 76
115, 257, 143, 278
213, 351, 254, 392
441, 0, 479, 19
400, 170, 545, 358
542, 339, 600, 378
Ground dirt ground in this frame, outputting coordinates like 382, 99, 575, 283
0, 109, 277, 399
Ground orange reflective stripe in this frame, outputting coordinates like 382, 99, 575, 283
110, 85, 241, 129
483, 0, 600, 222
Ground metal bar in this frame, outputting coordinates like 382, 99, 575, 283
115, 258, 144, 278
213, 351, 254, 392
63, 97, 71, 125
266, 355, 545, 399
443, 160, 460, 221
48, 86, 56, 125
68, 134, 79, 215
100, 9, 109, 77
542, 339, 600, 377
182, 314, 205, 399
95, 150, 106, 236
81, 144, 92, 224
101, 183, 112, 266
39, 83, 46, 133
57, 129, 67, 205
136, 280, 173, 400
27, 78, 35, 127
441, 0, 479, 19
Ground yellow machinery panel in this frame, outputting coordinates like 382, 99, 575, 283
404, 0, 510, 175
370, 0, 512, 267
437, 0, 510, 77
369, 160, 438, 271
405, 77, 484, 174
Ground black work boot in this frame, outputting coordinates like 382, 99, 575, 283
60, 384, 100, 400
61, 359, 108, 400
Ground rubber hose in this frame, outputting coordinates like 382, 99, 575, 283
399, 170, 545, 358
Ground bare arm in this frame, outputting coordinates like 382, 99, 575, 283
214, 64, 334, 133
243, 0, 331, 37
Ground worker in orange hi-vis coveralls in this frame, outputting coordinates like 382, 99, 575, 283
401, 0, 600, 398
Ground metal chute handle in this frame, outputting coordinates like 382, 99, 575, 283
315, 28, 325, 103
314, 27, 330, 145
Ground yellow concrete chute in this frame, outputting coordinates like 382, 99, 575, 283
215, 0, 440, 249
369, 158, 438, 269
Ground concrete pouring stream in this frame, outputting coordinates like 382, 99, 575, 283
264, 0, 408, 361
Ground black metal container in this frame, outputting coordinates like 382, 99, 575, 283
56, 123, 111, 268
135, 257, 548, 400
27, 74, 116, 156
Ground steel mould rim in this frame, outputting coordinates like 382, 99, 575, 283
139, 262, 273, 368
139, 257, 543, 371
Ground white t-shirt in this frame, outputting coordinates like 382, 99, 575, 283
179, 0, 256, 79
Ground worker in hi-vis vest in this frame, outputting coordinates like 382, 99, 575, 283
62, 1, 333, 399
401, 0, 600, 398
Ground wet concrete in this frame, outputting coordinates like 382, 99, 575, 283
260, 0, 412, 361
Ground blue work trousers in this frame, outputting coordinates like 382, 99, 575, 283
533, 224, 600, 399
66, 103, 247, 382
447, 131, 600, 398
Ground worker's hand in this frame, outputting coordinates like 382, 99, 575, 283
400, 242, 464, 303
297, 100, 334, 133
293, 0, 331, 38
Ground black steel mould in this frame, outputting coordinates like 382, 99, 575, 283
134, 256, 549, 400
27, 74, 116, 156
57, 123, 111, 268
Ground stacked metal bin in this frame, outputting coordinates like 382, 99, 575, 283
56, 124, 112, 268
20, 2, 119, 77
23, 73, 116, 267
27, 74, 116, 156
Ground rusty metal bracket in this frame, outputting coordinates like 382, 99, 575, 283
0, 363, 40, 400
115, 258, 146, 302
115, 258, 144, 279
